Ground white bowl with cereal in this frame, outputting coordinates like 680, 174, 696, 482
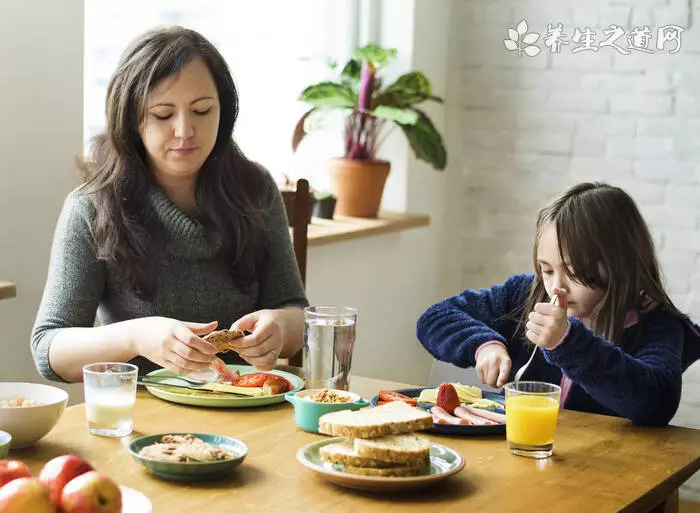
0, 383, 68, 448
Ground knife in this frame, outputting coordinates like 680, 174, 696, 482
137, 379, 248, 397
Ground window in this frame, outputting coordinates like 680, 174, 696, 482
84, 0, 359, 191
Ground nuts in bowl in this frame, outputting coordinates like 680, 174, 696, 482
285, 388, 368, 434
0, 383, 68, 448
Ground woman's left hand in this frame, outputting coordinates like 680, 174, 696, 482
526, 289, 570, 350
228, 308, 304, 370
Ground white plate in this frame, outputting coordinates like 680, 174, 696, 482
120, 485, 152, 513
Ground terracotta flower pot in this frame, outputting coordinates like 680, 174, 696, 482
329, 158, 390, 218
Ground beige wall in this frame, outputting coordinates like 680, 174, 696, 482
0, 0, 84, 400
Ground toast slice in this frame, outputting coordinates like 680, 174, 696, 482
354, 434, 430, 464
320, 440, 428, 468
203, 329, 245, 353
318, 401, 434, 439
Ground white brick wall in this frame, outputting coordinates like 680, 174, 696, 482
453, 0, 700, 500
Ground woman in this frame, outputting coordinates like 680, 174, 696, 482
31, 27, 307, 382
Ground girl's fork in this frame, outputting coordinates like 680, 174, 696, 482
514, 293, 559, 386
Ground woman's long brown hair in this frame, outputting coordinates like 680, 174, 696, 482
80, 27, 269, 299
520, 182, 683, 346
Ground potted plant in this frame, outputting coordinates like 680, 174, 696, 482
292, 44, 446, 218
312, 192, 337, 219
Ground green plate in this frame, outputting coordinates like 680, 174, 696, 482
127, 432, 247, 480
144, 365, 304, 408
296, 437, 465, 492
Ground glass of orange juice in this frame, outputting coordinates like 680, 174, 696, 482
504, 381, 561, 459
83, 363, 138, 437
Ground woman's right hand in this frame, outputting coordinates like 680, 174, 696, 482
129, 317, 219, 374
475, 343, 512, 388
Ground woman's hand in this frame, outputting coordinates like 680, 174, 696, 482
129, 317, 219, 374
526, 289, 570, 349
229, 308, 304, 370
475, 343, 512, 388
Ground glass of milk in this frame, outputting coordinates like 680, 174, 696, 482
82, 363, 138, 437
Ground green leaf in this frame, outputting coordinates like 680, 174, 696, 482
399, 109, 447, 170
354, 44, 397, 69
371, 105, 419, 125
378, 71, 441, 107
291, 107, 316, 152
299, 82, 356, 108
340, 59, 361, 88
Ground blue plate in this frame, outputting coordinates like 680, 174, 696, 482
369, 387, 506, 436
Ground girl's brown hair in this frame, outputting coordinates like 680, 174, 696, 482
521, 182, 682, 346
81, 26, 268, 298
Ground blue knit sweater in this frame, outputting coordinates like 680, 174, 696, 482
417, 274, 700, 426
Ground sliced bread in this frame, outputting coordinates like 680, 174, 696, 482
203, 329, 245, 353
318, 401, 434, 439
340, 462, 429, 477
320, 442, 402, 468
320, 440, 428, 468
354, 434, 431, 464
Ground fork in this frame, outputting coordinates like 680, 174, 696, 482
514, 293, 559, 386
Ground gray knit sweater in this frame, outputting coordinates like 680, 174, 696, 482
31, 172, 308, 382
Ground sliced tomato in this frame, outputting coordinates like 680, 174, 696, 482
231, 372, 267, 388
376, 400, 390, 406
378, 390, 417, 406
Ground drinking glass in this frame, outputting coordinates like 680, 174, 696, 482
83, 363, 138, 437
303, 306, 357, 391
505, 381, 561, 459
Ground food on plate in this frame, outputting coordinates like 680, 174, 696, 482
38, 455, 94, 505
203, 329, 246, 353
435, 383, 461, 415
430, 405, 506, 426
0, 460, 33, 487
308, 389, 353, 404
204, 364, 293, 396
318, 402, 435, 477
60, 470, 121, 513
377, 391, 417, 406
138, 434, 234, 463
319, 401, 433, 439
417, 383, 483, 404
0, 397, 42, 408
0, 477, 56, 513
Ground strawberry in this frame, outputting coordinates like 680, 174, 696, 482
436, 383, 461, 415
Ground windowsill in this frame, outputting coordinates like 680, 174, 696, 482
307, 211, 430, 247
0, 282, 16, 301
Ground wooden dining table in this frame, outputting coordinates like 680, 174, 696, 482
13, 375, 700, 513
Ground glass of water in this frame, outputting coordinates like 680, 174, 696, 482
83, 362, 138, 437
303, 306, 357, 391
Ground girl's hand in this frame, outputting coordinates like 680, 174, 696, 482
475, 343, 512, 388
228, 309, 286, 371
130, 317, 219, 374
526, 289, 570, 349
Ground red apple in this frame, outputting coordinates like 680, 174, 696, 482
0, 477, 56, 513
0, 460, 33, 487
60, 471, 121, 513
38, 455, 94, 505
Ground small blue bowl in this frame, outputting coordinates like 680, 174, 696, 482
127, 433, 247, 480
285, 389, 368, 434
0, 431, 11, 459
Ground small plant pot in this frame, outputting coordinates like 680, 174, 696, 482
313, 196, 337, 219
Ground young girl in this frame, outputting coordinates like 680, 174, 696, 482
417, 182, 700, 426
